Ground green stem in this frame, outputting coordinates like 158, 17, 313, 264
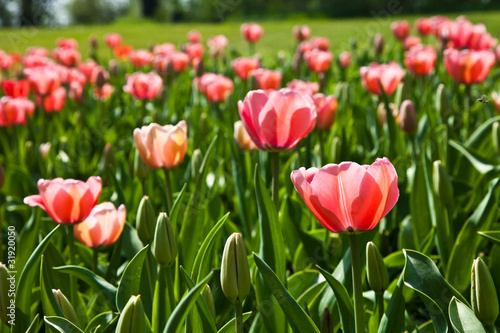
235, 300, 243, 333
249, 42, 255, 56
163, 168, 173, 214
165, 266, 176, 314
271, 152, 279, 209
376, 291, 384, 322
485, 324, 495, 333
318, 130, 325, 166
92, 248, 98, 274
349, 232, 365, 333
464, 84, 471, 139
67, 225, 78, 305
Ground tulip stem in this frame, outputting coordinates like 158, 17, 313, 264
271, 152, 280, 209
464, 84, 471, 138
67, 225, 78, 305
165, 266, 176, 314
163, 168, 173, 214
92, 248, 98, 274
485, 324, 495, 333
318, 130, 325, 165
349, 232, 365, 333
376, 291, 385, 322
235, 300, 243, 333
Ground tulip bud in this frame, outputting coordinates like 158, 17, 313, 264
471, 257, 499, 327
52, 289, 80, 327
492, 122, 500, 155
191, 149, 203, 180
399, 100, 418, 134
366, 242, 389, 293
101, 143, 116, 172
195, 58, 204, 77
109, 59, 118, 77
201, 284, 216, 320
320, 307, 333, 333
89, 35, 98, 49
435, 84, 452, 118
134, 149, 150, 181
332, 137, 341, 163
115, 295, 152, 333
152, 213, 177, 267
220, 233, 251, 304
432, 160, 453, 204
0, 263, 13, 325
39, 142, 51, 160
165, 61, 174, 83
373, 33, 384, 55
399, 216, 416, 250
0, 163, 4, 190
136, 196, 155, 245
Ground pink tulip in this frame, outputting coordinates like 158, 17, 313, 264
339, 51, 351, 69
36, 87, 66, 112
184, 43, 205, 62
241, 23, 263, 43
234, 120, 258, 150
78, 60, 98, 80
232, 57, 260, 80
404, 45, 437, 76
311, 37, 330, 51
133, 121, 188, 169
49, 64, 70, 84
54, 47, 80, 67
0, 51, 13, 71
129, 50, 155, 68
22, 53, 51, 68
252, 68, 282, 90
153, 43, 176, 57
287, 79, 319, 96
199, 74, 233, 103
167, 52, 190, 72
24, 176, 102, 224
74, 202, 126, 248
313, 93, 338, 130
290, 158, 399, 232
123, 72, 162, 100
297, 41, 314, 55
305, 49, 333, 73
468, 24, 497, 50
391, 21, 411, 40
415, 18, 433, 36
104, 33, 122, 48
187, 30, 202, 43
292, 25, 311, 42
403, 36, 421, 50
359, 62, 405, 96
25, 66, 61, 95
0, 97, 34, 127
94, 84, 114, 101
68, 69, 87, 86
238, 88, 317, 151
207, 35, 229, 57
56, 38, 78, 49
443, 48, 495, 85
2, 79, 30, 98
69, 81, 84, 104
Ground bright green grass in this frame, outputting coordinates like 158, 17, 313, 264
0, 11, 499, 61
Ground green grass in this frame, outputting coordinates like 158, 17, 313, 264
0, 11, 499, 62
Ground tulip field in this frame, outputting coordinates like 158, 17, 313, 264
2, 12, 500, 333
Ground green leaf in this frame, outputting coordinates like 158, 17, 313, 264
163, 271, 214, 333
54, 266, 117, 310
378, 274, 405, 333
26, 314, 41, 333
448, 297, 487, 333
40, 256, 65, 318
84, 312, 115, 333
16, 224, 61, 332
408, 162, 433, 250
253, 253, 320, 333
44, 316, 84, 333
116, 245, 149, 312
169, 182, 187, 236
477, 231, 500, 247
316, 265, 355, 333
449, 140, 497, 175
217, 312, 252, 333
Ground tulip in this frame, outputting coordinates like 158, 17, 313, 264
115, 295, 152, 333
311, 37, 330, 51
36, 87, 66, 113
40, 142, 51, 160
196, 73, 233, 103
201, 285, 216, 320
0, 97, 35, 127
207, 35, 229, 58
25, 66, 61, 96
113, 44, 134, 60
104, 33, 122, 48
123, 72, 162, 100
403, 36, 421, 50
91, 66, 109, 87
468, 24, 497, 50
305, 49, 333, 73
238, 88, 317, 151
52, 289, 80, 327
320, 307, 333, 333
94, 83, 114, 101
187, 30, 202, 43
313, 93, 337, 131
360, 62, 405, 96
286, 79, 319, 96
56, 38, 78, 49
221, 233, 251, 304
184, 43, 205, 62
22, 53, 50, 68
68, 69, 87, 86
398, 100, 418, 134
54, 47, 80, 67
234, 120, 257, 150
252, 68, 282, 90
241, 23, 263, 43
404, 45, 437, 76
153, 43, 176, 56
292, 25, 311, 42
415, 18, 433, 36
471, 257, 499, 330
0, 52, 13, 71
339, 51, 351, 69
231, 57, 260, 80
443, 48, 495, 85
168, 52, 190, 72
373, 33, 385, 55
2, 79, 30, 98
133, 120, 188, 169
391, 20, 411, 40
191, 149, 203, 180
366, 242, 389, 293
69, 81, 84, 104
136, 196, 155, 244
129, 49, 154, 68
24, 176, 102, 224
152, 213, 177, 267
78, 59, 98, 81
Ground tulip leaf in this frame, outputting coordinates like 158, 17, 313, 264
449, 140, 497, 175
448, 297, 487, 333
40, 255, 65, 318
116, 245, 149, 312
192, 212, 229, 282
169, 182, 187, 236
26, 314, 41, 333
17, 224, 61, 332
288, 270, 319, 299
378, 273, 405, 333
163, 271, 213, 333
316, 265, 355, 333
477, 231, 500, 247
16, 208, 41, 277
44, 316, 84, 333
84, 311, 115, 333
253, 253, 320, 333
446, 178, 500, 292
53, 265, 117, 310
217, 312, 252, 333
408, 161, 433, 250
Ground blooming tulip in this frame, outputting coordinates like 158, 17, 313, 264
287, 79, 319, 96
24, 176, 102, 224
36, 87, 66, 112
207, 35, 229, 58
104, 33, 122, 48
123, 72, 162, 100
290, 158, 399, 232
443, 48, 495, 85
56, 38, 78, 49
184, 43, 205, 61
69, 81, 84, 104
339, 51, 351, 69
196, 73, 233, 103
241, 23, 263, 43
113, 44, 134, 60
231, 57, 260, 80
187, 30, 202, 43
168, 52, 190, 72
252, 68, 282, 90
292, 25, 311, 42
2, 79, 30, 98
311, 37, 330, 51
305, 49, 333, 73
129, 50, 154, 68
68, 69, 87, 86
391, 21, 411, 40
234, 120, 257, 150
238, 88, 317, 151
404, 45, 437, 76
133, 120, 188, 169
415, 18, 433, 36
78, 59, 98, 81
153, 43, 176, 57
25, 66, 61, 96
74, 202, 126, 248
0, 51, 13, 71
359, 62, 405, 96
403, 36, 421, 50
54, 47, 80, 67
0, 97, 34, 127
313, 93, 338, 130
94, 83, 114, 101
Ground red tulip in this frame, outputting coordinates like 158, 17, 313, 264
36, 87, 66, 112
252, 68, 282, 90
105, 33, 122, 48
391, 21, 411, 40
2, 79, 30, 98
24, 176, 102, 224
287, 79, 319, 96
297, 41, 314, 55
290, 158, 399, 233
54, 47, 80, 67
113, 45, 134, 60
404, 45, 437, 76
311, 37, 330, 51
133, 120, 188, 169
56, 38, 78, 49
25, 66, 61, 96
68, 69, 87, 86
79, 59, 98, 81
241, 23, 263, 43
169, 52, 190, 72
74, 202, 126, 248
187, 30, 202, 43
232, 57, 260, 80
94, 83, 114, 101
292, 25, 311, 42
196, 73, 233, 103
123, 72, 162, 100
415, 18, 433, 36
153, 43, 176, 57
184, 43, 205, 62
443, 48, 495, 85
129, 49, 154, 68
403, 36, 421, 50
468, 24, 497, 51
238, 88, 317, 151
0, 97, 34, 127
313, 93, 338, 130
305, 49, 333, 73
339, 51, 351, 69
359, 62, 405, 96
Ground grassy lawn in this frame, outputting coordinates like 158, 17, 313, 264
0, 11, 499, 61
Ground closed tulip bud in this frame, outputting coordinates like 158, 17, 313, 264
320, 307, 333, 333
432, 160, 453, 204
152, 213, 177, 267
435, 84, 452, 118
471, 257, 499, 327
195, 58, 204, 77
40, 142, 51, 160
52, 289, 80, 327
191, 149, 203, 180
0, 263, 13, 325
95, 69, 108, 88
136, 196, 155, 245
399, 100, 418, 134
0, 163, 4, 190
101, 143, 116, 172
492, 122, 500, 155
332, 137, 341, 163
220, 233, 251, 304
366, 242, 389, 293
201, 284, 216, 320
134, 149, 150, 181
373, 33, 384, 55
165, 61, 174, 82
399, 216, 415, 250
116, 295, 152, 333
109, 59, 118, 77
89, 35, 98, 49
